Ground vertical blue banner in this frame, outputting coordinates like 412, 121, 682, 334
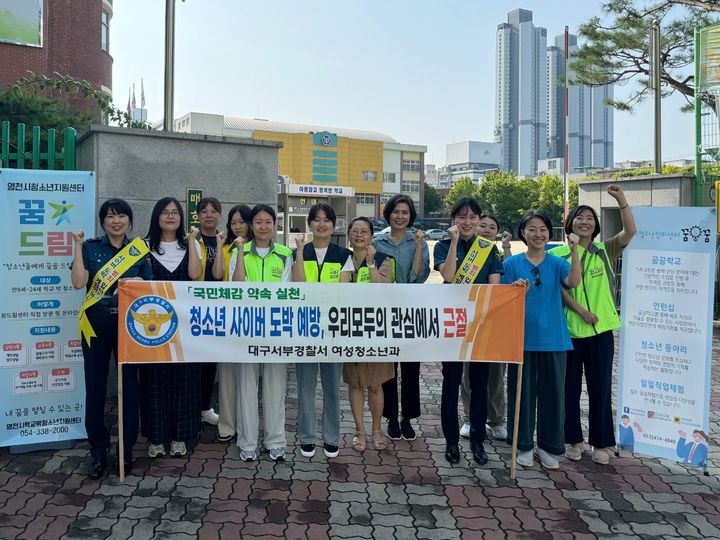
0, 169, 95, 446
617, 206, 716, 466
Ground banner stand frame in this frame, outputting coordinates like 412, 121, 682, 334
118, 363, 125, 481
510, 363, 523, 480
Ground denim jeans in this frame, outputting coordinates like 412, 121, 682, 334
296, 362, 342, 446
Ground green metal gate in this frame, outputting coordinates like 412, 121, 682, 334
0, 120, 76, 170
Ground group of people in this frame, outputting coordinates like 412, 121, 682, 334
70, 186, 635, 479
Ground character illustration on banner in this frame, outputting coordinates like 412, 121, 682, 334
676, 429, 709, 467
618, 414, 643, 453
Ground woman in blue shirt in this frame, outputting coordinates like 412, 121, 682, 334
502, 210, 580, 470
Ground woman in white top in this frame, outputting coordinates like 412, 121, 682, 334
140, 197, 202, 459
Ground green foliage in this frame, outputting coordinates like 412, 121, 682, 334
13, 72, 152, 129
444, 177, 480, 211
0, 88, 94, 135
423, 182, 443, 215
476, 171, 538, 234
0, 88, 93, 165
572, 0, 716, 112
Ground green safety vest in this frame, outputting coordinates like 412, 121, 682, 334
299, 243, 351, 283
550, 242, 621, 338
237, 241, 291, 282
354, 253, 396, 284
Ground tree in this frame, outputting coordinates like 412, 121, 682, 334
423, 182, 443, 215
0, 88, 95, 135
13, 72, 151, 129
572, 0, 717, 112
444, 177, 479, 211
0, 88, 96, 166
477, 171, 538, 234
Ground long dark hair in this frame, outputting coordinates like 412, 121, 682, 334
224, 204, 253, 253
146, 197, 188, 254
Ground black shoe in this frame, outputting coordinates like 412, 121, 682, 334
116, 458, 133, 476
387, 420, 402, 440
400, 418, 416, 441
471, 441, 488, 465
89, 456, 106, 480
217, 433, 234, 443
323, 443, 339, 458
445, 444, 460, 464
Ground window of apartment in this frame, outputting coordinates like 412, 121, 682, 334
401, 180, 420, 193
356, 194, 375, 205
383, 172, 397, 184
402, 159, 420, 172
101, 11, 109, 52
362, 170, 377, 182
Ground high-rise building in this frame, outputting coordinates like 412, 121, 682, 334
495, 9, 548, 177
591, 85, 614, 168
546, 33, 614, 172
547, 34, 591, 171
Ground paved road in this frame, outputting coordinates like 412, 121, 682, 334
0, 257, 717, 539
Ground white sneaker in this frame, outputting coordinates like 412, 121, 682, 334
592, 447, 610, 465
565, 442, 583, 461
201, 408, 219, 425
240, 449, 257, 462
516, 449, 534, 467
269, 447, 286, 461
488, 424, 508, 440
170, 441, 187, 457
535, 448, 560, 469
460, 422, 471, 439
147, 443, 165, 458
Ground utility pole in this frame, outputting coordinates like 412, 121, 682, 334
163, 0, 176, 132
651, 20, 662, 174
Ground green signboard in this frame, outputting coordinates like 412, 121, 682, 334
187, 189, 203, 231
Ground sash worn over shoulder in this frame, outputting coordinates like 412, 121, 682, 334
452, 235, 494, 284
78, 237, 149, 347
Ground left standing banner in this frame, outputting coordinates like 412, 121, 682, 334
0, 169, 95, 446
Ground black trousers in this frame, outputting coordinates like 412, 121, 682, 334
200, 363, 218, 411
564, 330, 616, 448
382, 362, 420, 420
441, 362, 488, 446
81, 305, 139, 461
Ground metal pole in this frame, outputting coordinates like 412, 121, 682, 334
652, 20, 662, 174
694, 28, 702, 206
563, 26, 570, 235
163, 0, 176, 132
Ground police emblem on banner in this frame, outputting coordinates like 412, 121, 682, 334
126, 296, 178, 347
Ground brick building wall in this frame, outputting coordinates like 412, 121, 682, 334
0, 0, 112, 93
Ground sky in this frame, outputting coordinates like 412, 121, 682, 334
111, 0, 697, 168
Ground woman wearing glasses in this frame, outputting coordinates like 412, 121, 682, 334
141, 197, 203, 459
501, 210, 581, 470
343, 217, 395, 452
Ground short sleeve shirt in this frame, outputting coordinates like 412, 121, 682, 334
501, 253, 572, 351
433, 236, 504, 284
80, 235, 152, 305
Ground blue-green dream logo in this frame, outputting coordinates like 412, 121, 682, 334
126, 296, 178, 347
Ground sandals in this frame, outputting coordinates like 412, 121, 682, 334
352, 433, 367, 452
372, 431, 388, 450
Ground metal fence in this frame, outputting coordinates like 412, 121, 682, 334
0, 121, 76, 170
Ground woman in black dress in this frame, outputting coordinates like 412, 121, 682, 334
140, 197, 203, 458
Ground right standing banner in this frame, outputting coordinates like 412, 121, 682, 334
618, 207, 717, 466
